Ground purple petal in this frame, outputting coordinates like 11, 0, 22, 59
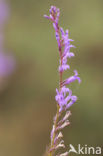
44, 15, 50, 20
59, 64, 70, 72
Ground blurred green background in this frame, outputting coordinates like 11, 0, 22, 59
0, 0, 103, 156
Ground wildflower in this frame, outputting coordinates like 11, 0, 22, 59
55, 87, 77, 112
62, 70, 81, 86
44, 5, 81, 156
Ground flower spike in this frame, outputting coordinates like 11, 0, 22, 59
44, 5, 81, 156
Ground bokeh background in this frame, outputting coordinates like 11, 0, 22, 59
0, 0, 103, 156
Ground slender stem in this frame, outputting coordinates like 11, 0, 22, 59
48, 24, 63, 156
59, 51, 63, 90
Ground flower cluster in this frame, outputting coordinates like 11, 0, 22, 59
44, 6, 81, 156
55, 86, 77, 113
0, 0, 15, 78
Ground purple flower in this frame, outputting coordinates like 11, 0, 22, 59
44, 5, 81, 156
59, 64, 70, 72
44, 7, 76, 73
55, 86, 77, 112
66, 95, 77, 110
60, 28, 75, 57
62, 70, 81, 86
44, 6, 60, 23
44, 6, 61, 50
58, 28, 75, 72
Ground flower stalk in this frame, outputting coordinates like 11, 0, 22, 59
44, 5, 81, 156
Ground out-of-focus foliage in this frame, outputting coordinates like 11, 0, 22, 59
0, 0, 103, 156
